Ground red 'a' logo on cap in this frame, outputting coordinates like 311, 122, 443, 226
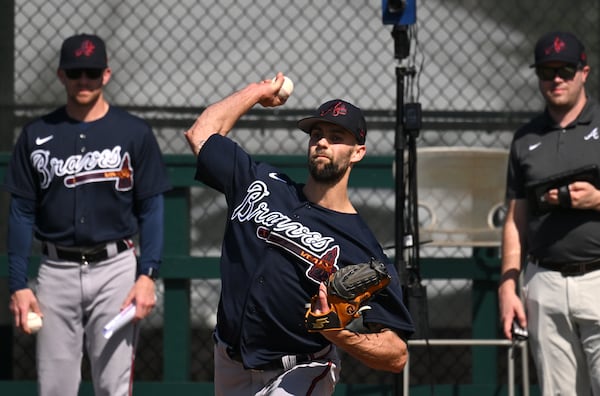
75, 40, 96, 57
545, 37, 566, 55
321, 101, 348, 117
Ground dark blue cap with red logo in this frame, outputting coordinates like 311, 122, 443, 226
297, 99, 367, 144
59, 33, 108, 70
530, 31, 587, 67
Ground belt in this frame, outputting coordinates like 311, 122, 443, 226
529, 256, 600, 277
42, 239, 133, 264
223, 342, 331, 371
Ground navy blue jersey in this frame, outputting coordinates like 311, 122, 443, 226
4, 106, 171, 246
195, 134, 414, 368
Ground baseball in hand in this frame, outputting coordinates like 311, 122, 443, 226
27, 312, 43, 333
272, 76, 294, 99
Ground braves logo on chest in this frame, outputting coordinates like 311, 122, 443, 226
31, 146, 133, 191
232, 180, 340, 283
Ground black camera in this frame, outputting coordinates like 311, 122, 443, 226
526, 164, 599, 215
511, 320, 528, 341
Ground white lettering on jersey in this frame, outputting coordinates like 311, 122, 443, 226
31, 146, 132, 190
231, 180, 335, 253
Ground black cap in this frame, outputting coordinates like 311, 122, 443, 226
297, 99, 367, 144
530, 31, 587, 67
59, 34, 108, 70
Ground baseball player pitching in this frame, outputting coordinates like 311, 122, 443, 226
185, 73, 414, 395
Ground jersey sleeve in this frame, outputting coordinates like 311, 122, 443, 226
506, 142, 527, 200
194, 134, 253, 195
7, 195, 36, 293
131, 124, 172, 200
3, 126, 39, 200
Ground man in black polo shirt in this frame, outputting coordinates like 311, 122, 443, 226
498, 31, 600, 395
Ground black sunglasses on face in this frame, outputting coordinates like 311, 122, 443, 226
535, 65, 579, 81
64, 68, 104, 80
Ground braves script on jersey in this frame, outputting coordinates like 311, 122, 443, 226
195, 134, 413, 369
4, 106, 171, 246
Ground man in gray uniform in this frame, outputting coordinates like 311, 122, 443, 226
4, 33, 171, 396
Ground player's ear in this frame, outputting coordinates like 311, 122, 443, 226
350, 144, 366, 164
101, 67, 112, 86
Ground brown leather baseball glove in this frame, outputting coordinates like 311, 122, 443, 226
305, 258, 391, 332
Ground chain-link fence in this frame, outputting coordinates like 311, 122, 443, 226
4, 0, 600, 390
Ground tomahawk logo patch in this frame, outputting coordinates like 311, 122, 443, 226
257, 226, 339, 283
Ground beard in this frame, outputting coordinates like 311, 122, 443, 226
308, 157, 347, 184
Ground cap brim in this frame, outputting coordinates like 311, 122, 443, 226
297, 116, 321, 133
297, 117, 355, 135
530, 57, 580, 68
60, 63, 107, 70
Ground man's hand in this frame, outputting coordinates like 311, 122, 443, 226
310, 282, 345, 341
498, 282, 527, 340
122, 275, 156, 321
10, 288, 42, 334
545, 181, 600, 210
313, 281, 330, 314
566, 181, 600, 210
257, 72, 290, 107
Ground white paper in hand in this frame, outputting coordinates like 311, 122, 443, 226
103, 303, 136, 339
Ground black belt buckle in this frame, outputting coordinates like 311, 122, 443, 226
72, 245, 109, 264
80, 247, 108, 263
560, 262, 586, 277
255, 360, 284, 371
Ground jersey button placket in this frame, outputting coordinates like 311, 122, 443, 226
75, 130, 89, 236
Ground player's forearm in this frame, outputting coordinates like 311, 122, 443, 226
500, 236, 521, 291
137, 194, 164, 277
196, 85, 260, 135
7, 196, 36, 293
499, 199, 526, 291
185, 83, 264, 155
322, 328, 408, 373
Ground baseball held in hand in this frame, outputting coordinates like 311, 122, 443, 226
273, 76, 294, 99
27, 312, 43, 333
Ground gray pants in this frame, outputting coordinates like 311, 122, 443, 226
35, 248, 137, 396
213, 333, 340, 396
524, 262, 600, 396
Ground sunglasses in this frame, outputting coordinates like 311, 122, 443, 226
535, 65, 579, 81
64, 68, 104, 80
